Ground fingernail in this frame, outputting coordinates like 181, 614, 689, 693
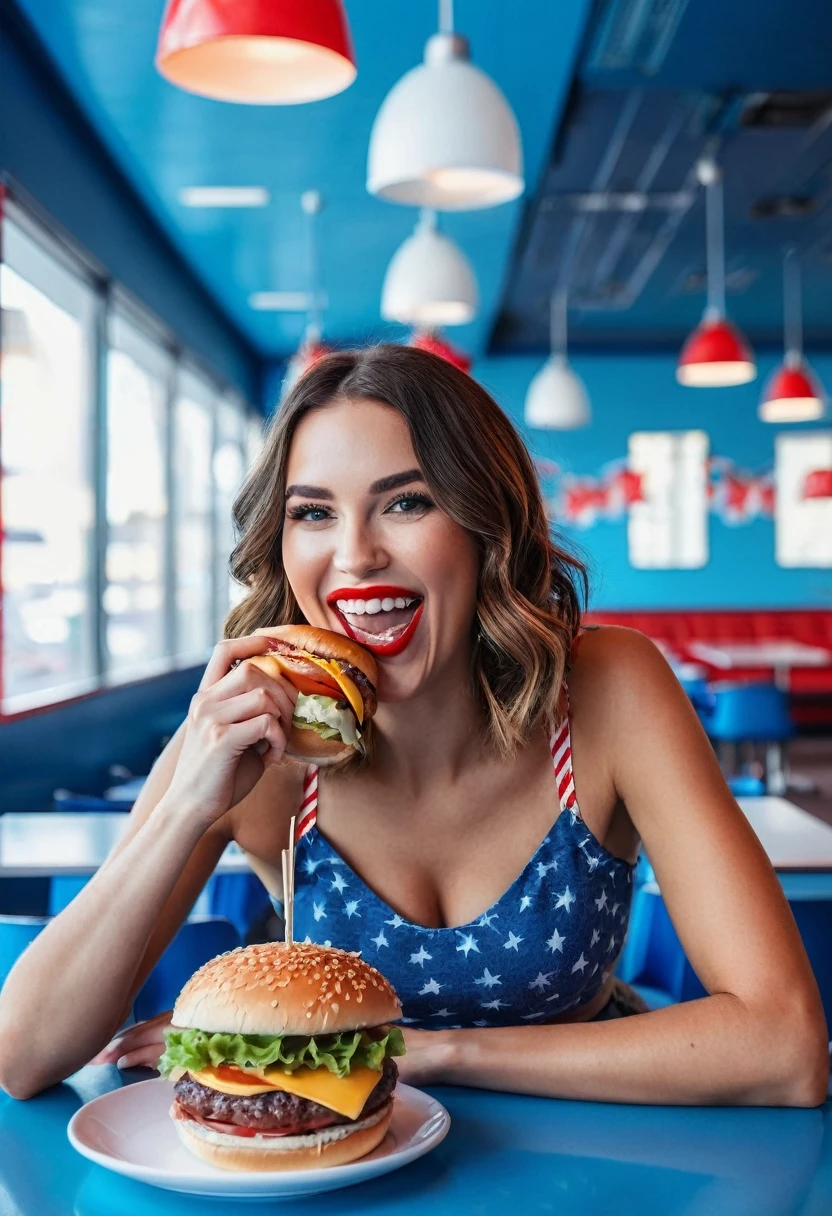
116, 1055, 129, 1070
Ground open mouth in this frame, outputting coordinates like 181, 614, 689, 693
326, 586, 424, 657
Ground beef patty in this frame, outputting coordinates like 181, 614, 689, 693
173, 1056, 397, 1132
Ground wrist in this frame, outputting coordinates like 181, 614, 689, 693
149, 792, 213, 845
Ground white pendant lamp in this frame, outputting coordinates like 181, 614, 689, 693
759, 248, 826, 423
381, 210, 478, 327
367, 0, 523, 211
525, 289, 591, 430
677, 159, 756, 387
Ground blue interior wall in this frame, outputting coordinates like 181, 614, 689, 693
475, 351, 832, 610
0, 6, 260, 401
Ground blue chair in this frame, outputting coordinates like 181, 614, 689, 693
133, 916, 243, 1021
206, 873, 273, 940
701, 683, 795, 794
0, 915, 49, 989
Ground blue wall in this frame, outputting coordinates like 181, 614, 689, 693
475, 351, 832, 611
0, 6, 260, 401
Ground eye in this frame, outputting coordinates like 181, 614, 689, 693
384, 492, 434, 516
286, 502, 333, 524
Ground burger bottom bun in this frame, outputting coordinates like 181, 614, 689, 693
286, 723, 355, 767
172, 1101, 393, 1173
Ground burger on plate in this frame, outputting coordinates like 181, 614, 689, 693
157, 942, 405, 1172
246, 626, 377, 766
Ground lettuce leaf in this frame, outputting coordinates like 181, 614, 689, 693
157, 1025, 405, 1080
293, 693, 360, 746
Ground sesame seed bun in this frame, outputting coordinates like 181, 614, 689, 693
171, 942, 402, 1037
171, 1100, 393, 1172
254, 625, 378, 688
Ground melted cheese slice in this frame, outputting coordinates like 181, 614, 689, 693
303, 655, 364, 724
189, 1064, 382, 1120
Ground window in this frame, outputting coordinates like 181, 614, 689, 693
105, 310, 172, 679
173, 368, 215, 662
775, 432, 832, 567
627, 430, 709, 569
214, 396, 247, 626
1, 217, 97, 712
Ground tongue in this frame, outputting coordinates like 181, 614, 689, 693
342, 605, 417, 638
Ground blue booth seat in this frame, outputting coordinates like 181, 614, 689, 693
0, 915, 49, 989
133, 915, 242, 1021
700, 682, 795, 795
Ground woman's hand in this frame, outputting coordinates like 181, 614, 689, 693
90, 1010, 173, 1071
396, 1028, 457, 1088
165, 636, 299, 827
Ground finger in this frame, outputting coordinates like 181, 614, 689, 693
116, 1044, 166, 1070
90, 1011, 174, 1062
225, 714, 288, 763
206, 688, 291, 730
197, 657, 299, 716
199, 636, 275, 692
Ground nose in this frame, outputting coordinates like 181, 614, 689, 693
332, 515, 389, 581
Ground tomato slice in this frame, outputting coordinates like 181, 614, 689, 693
289, 672, 341, 700
214, 1065, 276, 1087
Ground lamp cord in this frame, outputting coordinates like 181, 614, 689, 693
705, 175, 725, 318
550, 287, 568, 359
784, 246, 802, 358
439, 0, 454, 34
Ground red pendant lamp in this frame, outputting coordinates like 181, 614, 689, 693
677, 160, 756, 387
802, 468, 832, 500
156, 0, 356, 104
409, 329, 471, 373
759, 249, 826, 423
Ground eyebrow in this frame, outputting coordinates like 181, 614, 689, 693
285, 468, 424, 500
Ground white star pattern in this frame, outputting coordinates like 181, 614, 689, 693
536, 860, 558, 878
608, 935, 617, 952
546, 927, 566, 954
304, 858, 322, 874
371, 930, 388, 950
519, 895, 532, 912
330, 872, 348, 894
481, 998, 508, 1011
571, 953, 589, 974
478, 910, 499, 929
585, 854, 600, 873
545, 991, 562, 1002
455, 933, 480, 957
410, 946, 432, 967
611, 902, 621, 918
590, 928, 601, 947
313, 901, 327, 922
344, 899, 361, 919
473, 1019, 490, 1027
595, 889, 608, 912
591, 963, 599, 975
385, 914, 405, 929
555, 886, 576, 913
522, 1011, 548, 1020
432, 1008, 457, 1018
528, 971, 555, 991
419, 978, 442, 996
474, 968, 502, 989
504, 931, 523, 951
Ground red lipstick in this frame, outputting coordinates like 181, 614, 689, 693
325, 586, 424, 658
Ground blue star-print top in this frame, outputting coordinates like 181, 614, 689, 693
270, 709, 635, 1030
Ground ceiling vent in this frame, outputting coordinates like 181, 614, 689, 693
742, 92, 832, 128
586, 0, 690, 75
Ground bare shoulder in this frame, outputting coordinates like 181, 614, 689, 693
569, 625, 677, 705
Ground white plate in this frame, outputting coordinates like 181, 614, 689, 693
68, 1078, 450, 1199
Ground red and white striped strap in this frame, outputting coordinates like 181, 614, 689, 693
549, 700, 579, 817
295, 766, 319, 842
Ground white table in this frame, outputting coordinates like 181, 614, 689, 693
0, 812, 252, 878
736, 795, 832, 871
687, 640, 832, 690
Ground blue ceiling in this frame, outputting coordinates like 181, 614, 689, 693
11, 0, 592, 359
494, 0, 832, 352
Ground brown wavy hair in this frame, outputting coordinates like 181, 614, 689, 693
225, 344, 587, 758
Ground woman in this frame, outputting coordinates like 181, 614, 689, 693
0, 345, 826, 1104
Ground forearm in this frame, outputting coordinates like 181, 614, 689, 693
438, 995, 828, 1107
0, 796, 205, 1096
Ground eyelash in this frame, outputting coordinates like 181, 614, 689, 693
286, 491, 435, 524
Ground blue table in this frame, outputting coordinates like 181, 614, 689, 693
2, 1064, 831, 1215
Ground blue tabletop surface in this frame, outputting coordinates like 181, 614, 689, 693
2, 1065, 831, 1216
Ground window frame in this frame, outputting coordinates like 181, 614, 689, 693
0, 193, 259, 720
626, 428, 710, 571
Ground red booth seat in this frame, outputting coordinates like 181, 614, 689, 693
584, 609, 832, 727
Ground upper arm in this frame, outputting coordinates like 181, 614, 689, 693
570, 627, 819, 1009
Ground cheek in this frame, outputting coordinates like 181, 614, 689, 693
281, 528, 328, 607
418, 521, 479, 617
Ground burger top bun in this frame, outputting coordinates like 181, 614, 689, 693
171, 942, 402, 1038
253, 624, 378, 688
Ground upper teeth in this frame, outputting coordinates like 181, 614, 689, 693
335, 596, 418, 615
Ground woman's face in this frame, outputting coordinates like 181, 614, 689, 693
282, 397, 479, 701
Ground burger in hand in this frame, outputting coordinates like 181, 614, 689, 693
246, 626, 377, 766
158, 942, 405, 1172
